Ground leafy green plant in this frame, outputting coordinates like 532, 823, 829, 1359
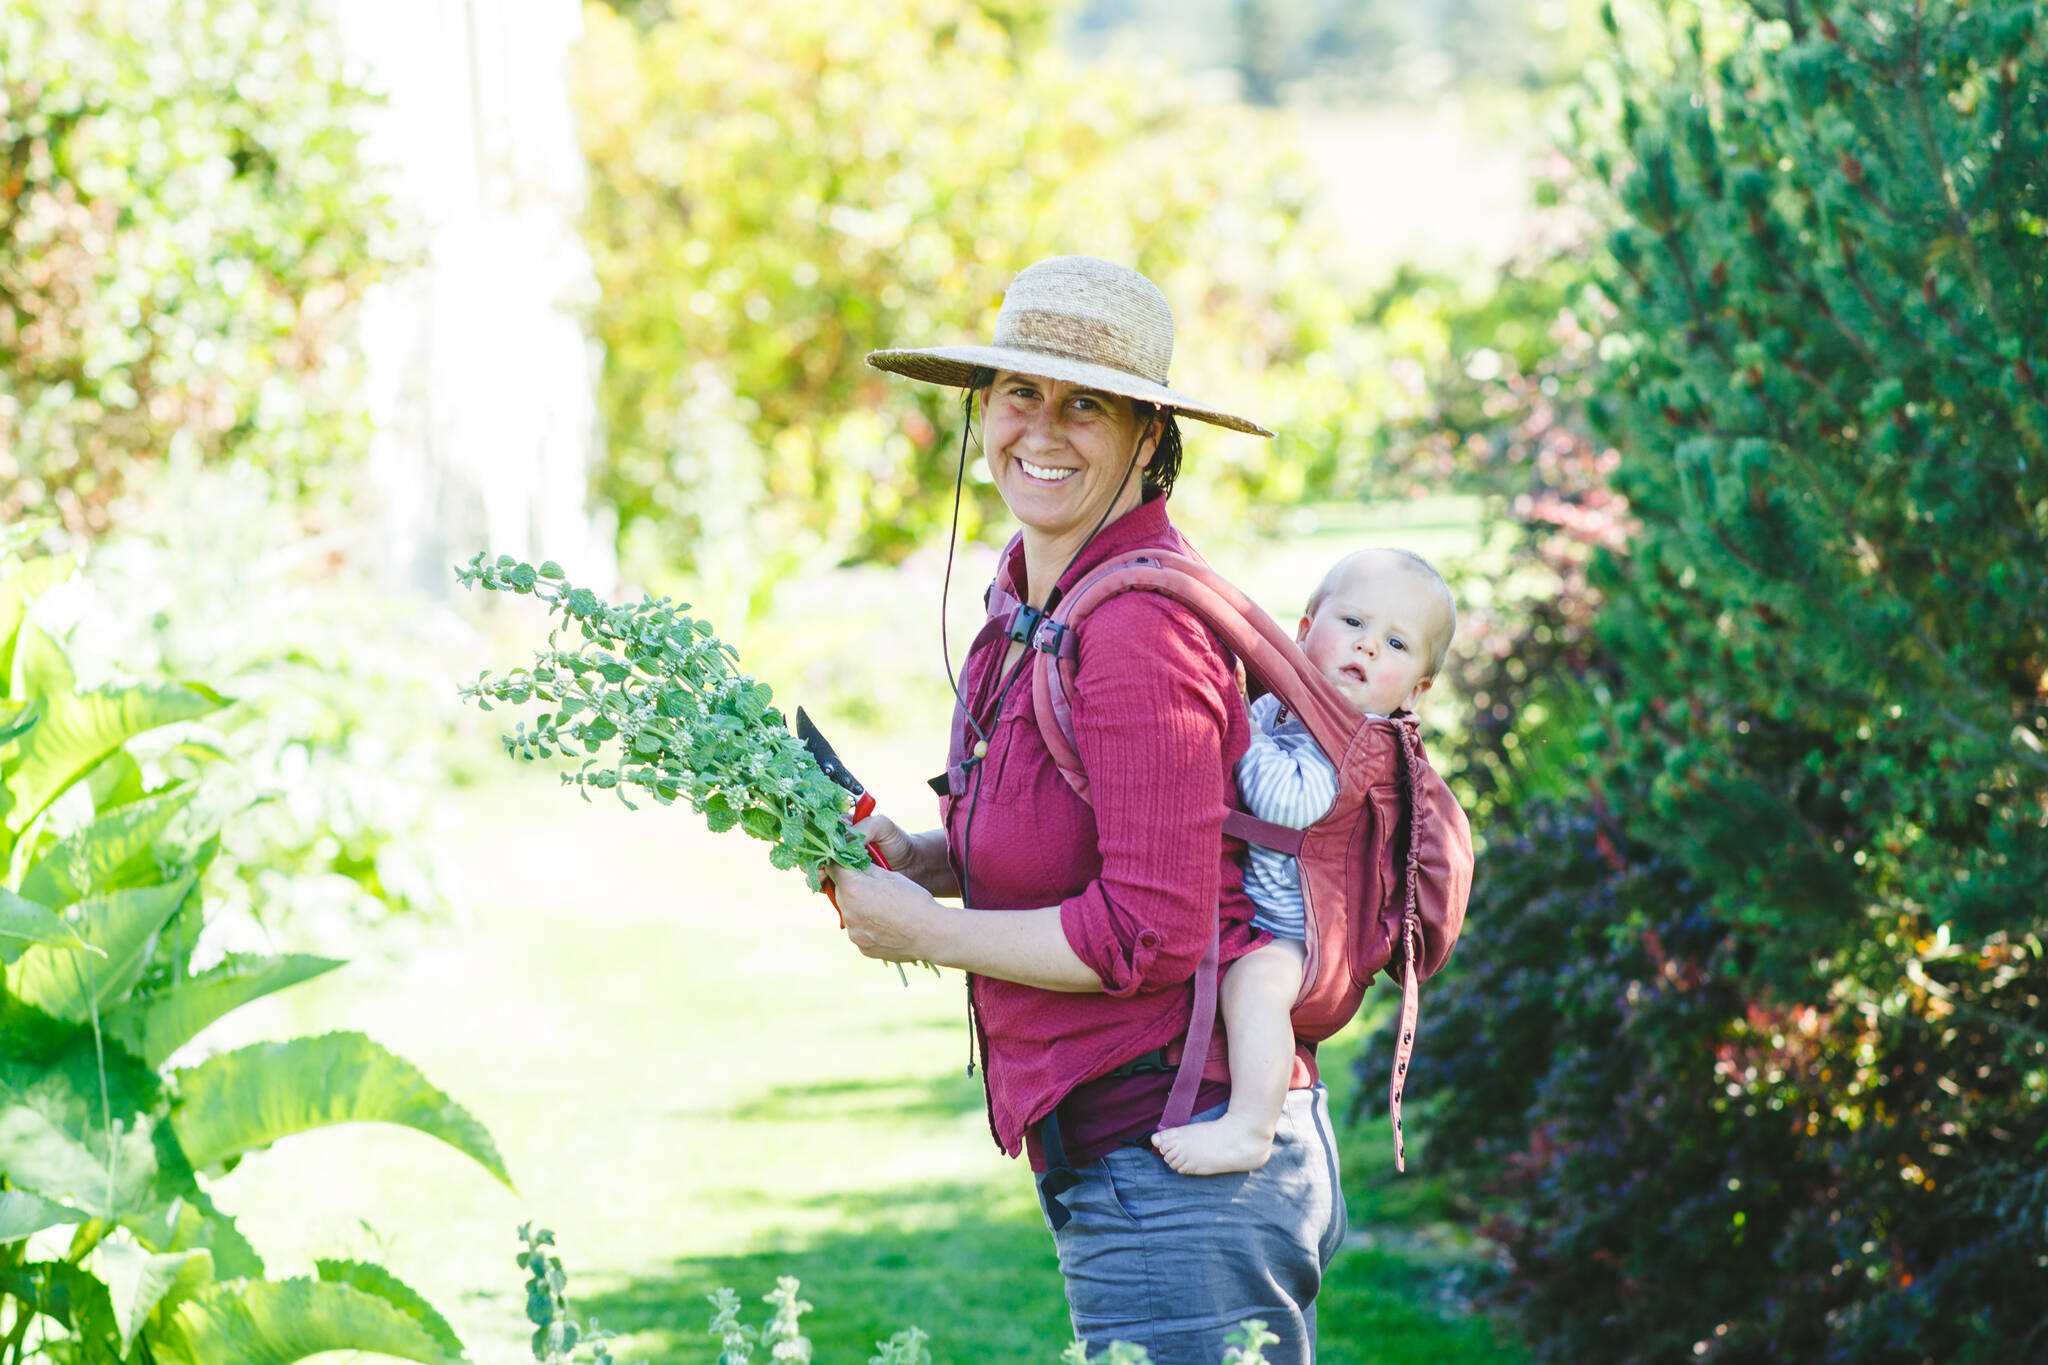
1221, 1319, 1279, 1365
457, 554, 869, 892
865, 1324, 932, 1365
520, 1223, 620, 1364
0, 550, 507, 1364
0, 0, 395, 536
51, 461, 454, 939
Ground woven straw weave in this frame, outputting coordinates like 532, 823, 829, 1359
867, 255, 1271, 437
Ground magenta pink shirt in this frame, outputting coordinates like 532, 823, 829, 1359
939, 496, 1264, 1164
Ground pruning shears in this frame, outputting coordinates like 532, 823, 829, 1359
796, 707, 892, 924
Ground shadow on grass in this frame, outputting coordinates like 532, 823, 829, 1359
726, 1067, 988, 1123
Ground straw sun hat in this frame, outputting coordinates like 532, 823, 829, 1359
865, 255, 1273, 438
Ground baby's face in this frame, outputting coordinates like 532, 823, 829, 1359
1296, 555, 1449, 716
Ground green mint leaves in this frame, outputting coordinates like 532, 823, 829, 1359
457, 554, 871, 892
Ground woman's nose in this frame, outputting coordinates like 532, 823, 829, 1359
1018, 404, 1059, 445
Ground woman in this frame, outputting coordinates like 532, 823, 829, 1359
827, 256, 1346, 1365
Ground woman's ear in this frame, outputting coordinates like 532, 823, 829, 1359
1135, 412, 1162, 472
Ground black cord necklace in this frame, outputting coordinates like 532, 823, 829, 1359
940, 397, 1150, 1076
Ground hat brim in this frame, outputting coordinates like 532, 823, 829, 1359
865, 345, 1274, 438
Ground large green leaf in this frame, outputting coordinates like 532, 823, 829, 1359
0, 1027, 167, 1218
98, 1241, 209, 1355
154, 1279, 464, 1365
4, 624, 224, 836
0, 554, 77, 698
7, 875, 196, 1022
124, 1189, 265, 1281
104, 953, 344, 1069
18, 783, 197, 909
0, 998, 172, 1219
0, 702, 40, 746
169, 1032, 513, 1189
0, 885, 94, 965
0, 1188, 89, 1243
85, 747, 147, 813
0, 1258, 120, 1354
315, 1259, 465, 1360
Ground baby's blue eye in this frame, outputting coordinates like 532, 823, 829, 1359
1389, 636, 1408, 651
1342, 616, 1362, 628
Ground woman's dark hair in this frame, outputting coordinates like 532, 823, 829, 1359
960, 369, 1185, 499
1132, 403, 1183, 499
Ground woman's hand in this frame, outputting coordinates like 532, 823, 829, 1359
829, 857, 1106, 993
828, 859, 945, 964
850, 815, 960, 898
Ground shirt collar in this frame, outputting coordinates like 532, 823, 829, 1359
997, 493, 1178, 607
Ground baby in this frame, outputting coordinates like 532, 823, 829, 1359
1153, 547, 1457, 1175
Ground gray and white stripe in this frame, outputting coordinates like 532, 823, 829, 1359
1235, 692, 1340, 941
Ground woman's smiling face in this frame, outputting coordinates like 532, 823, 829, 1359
981, 370, 1155, 556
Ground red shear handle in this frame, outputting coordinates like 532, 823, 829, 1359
821, 790, 891, 925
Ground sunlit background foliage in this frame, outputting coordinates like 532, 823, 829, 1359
0, 0, 396, 536
573, 0, 1367, 582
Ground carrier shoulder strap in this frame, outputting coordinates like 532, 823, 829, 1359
1028, 549, 1364, 795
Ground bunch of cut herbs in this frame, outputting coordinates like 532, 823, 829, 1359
458, 554, 870, 891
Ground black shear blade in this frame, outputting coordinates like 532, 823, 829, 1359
796, 706, 865, 797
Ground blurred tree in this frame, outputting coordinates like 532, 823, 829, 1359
571, 0, 1385, 583
1234, 0, 1293, 104
1070, 0, 1597, 101
1361, 1, 2048, 1358
0, 0, 395, 537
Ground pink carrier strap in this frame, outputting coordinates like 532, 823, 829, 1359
1159, 922, 1221, 1131
1385, 721, 1438, 1171
1222, 809, 1306, 855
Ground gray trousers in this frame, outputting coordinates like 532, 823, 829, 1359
1035, 1086, 1349, 1365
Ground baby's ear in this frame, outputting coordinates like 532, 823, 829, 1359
1295, 614, 1312, 644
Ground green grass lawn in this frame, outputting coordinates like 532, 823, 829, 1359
202, 505, 1521, 1364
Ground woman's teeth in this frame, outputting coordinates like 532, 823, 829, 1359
1020, 460, 1075, 482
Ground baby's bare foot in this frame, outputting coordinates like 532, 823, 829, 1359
1150, 1115, 1275, 1176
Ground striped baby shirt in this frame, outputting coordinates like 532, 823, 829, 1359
1235, 691, 1341, 940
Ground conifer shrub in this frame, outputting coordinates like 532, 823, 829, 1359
1364, 2, 2048, 1359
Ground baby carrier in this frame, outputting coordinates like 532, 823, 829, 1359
975, 538, 1474, 1169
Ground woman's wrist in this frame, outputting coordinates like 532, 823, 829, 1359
904, 828, 960, 897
